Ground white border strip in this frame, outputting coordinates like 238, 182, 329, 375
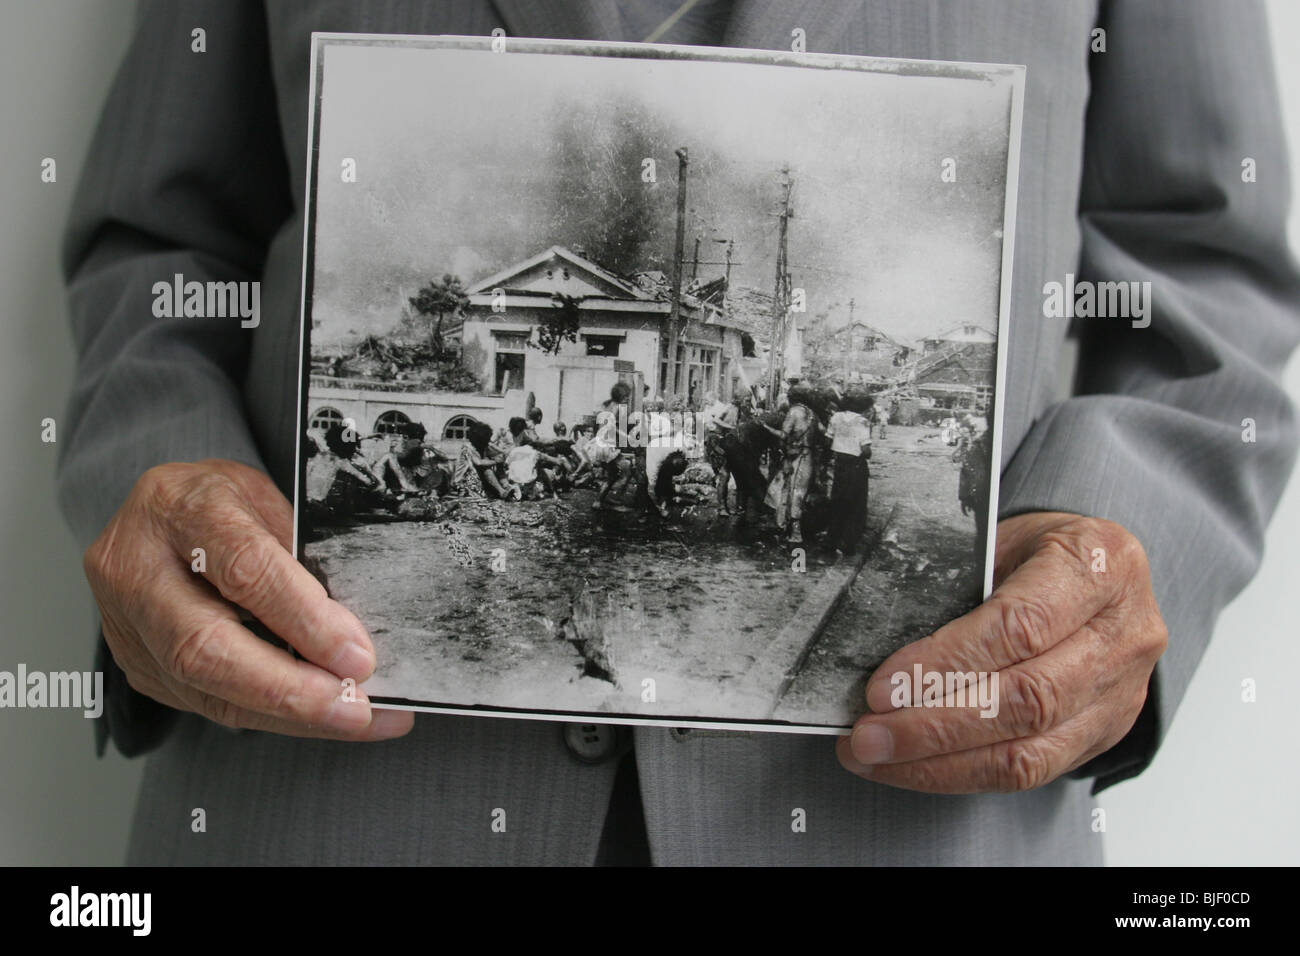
290, 35, 323, 561
371, 702, 849, 735
986, 64, 1027, 598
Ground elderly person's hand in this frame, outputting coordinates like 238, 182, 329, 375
837, 512, 1167, 792
82, 459, 415, 740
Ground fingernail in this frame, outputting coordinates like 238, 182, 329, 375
851, 722, 894, 765
866, 679, 897, 713
368, 708, 414, 738
836, 735, 873, 777
324, 695, 372, 731
331, 641, 375, 680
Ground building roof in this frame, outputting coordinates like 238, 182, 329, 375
906, 341, 996, 386
464, 245, 730, 326
465, 245, 657, 301
831, 320, 909, 350
691, 278, 792, 345
924, 323, 997, 343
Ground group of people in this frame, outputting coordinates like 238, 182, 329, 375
302, 380, 892, 558
303, 406, 586, 523
585, 382, 692, 517
702, 384, 876, 551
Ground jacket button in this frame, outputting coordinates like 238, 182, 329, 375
563, 722, 620, 764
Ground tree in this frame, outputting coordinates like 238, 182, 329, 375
533, 293, 583, 355
409, 274, 468, 357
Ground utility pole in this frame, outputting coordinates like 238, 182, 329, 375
666, 147, 689, 396
691, 237, 701, 283
680, 240, 740, 276
844, 297, 854, 382
766, 167, 793, 404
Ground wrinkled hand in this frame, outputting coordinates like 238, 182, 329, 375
837, 512, 1167, 792
83, 460, 414, 740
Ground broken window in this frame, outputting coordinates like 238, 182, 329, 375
584, 335, 621, 357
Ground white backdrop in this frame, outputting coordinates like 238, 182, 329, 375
0, 0, 138, 866
0, 0, 1296, 865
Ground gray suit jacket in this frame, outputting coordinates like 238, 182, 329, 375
58, 0, 1300, 864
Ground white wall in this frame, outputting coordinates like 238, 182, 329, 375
0, 0, 139, 864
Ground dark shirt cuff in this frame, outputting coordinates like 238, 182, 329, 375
93, 630, 179, 759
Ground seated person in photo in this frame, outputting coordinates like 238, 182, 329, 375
448, 421, 512, 500
509, 415, 569, 491
306, 424, 389, 519
547, 420, 579, 469
524, 406, 556, 443
304, 427, 329, 456
376, 422, 449, 498
523, 407, 575, 479
504, 441, 556, 500
568, 423, 600, 487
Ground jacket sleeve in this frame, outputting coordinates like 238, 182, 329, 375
997, 0, 1300, 791
56, 0, 292, 756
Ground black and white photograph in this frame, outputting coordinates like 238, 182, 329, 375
296, 35, 1023, 731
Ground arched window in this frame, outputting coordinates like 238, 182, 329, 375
374, 410, 412, 435
443, 415, 479, 440
310, 407, 346, 431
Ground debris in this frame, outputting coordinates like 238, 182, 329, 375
440, 522, 476, 568
556, 590, 618, 684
